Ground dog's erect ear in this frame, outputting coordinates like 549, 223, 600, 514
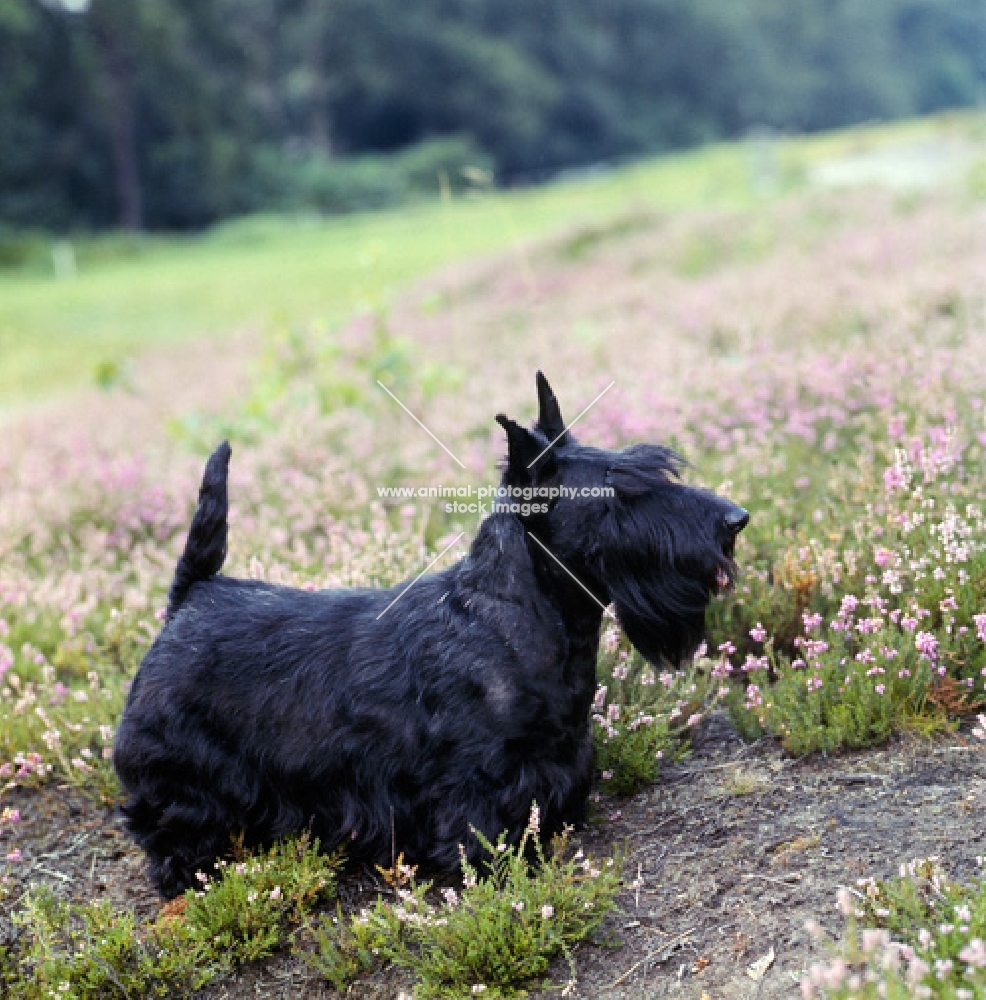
496, 414, 557, 480
535, 371, 571, 445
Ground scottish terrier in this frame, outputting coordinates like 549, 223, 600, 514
114, 373, 748, 897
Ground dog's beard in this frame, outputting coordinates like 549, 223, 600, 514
608, 569, 712, 665
597, 487, 736, 665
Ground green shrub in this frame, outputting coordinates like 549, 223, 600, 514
10, 888, 207, 1000
4, 835, 344, 998
248, 136, 493, 216
185, 834, 343, 965
309, 808, 622, 998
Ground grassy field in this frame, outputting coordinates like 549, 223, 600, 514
2, 112, 986, 999
2, 111, 982, 405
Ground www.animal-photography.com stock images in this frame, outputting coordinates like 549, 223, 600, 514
2, 4, 986, 999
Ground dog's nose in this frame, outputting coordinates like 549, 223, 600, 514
724, 505, 750, 534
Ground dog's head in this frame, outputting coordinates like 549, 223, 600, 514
496, 373, 748, 664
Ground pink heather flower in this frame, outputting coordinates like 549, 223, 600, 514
613, 665, 628, 680
5, 849, 21, 862
888, 415, 906, 439
807, 675, 823, 691
686, 713, 702, 727
875, 684, 886, 695
749, 623, 767, 642
915, 631, 939, 659
269, 886, 282, 901
901, 616, 918, 632
839, 595, 859, 617
0, 620, 8, 637
601, 770, 613, 780
541, 905, 554, 919
884, 466, 906, 492
803, 612, 823, 633
974, 614, 986, 643
801, 639, 829, 658
718, 640, 736, 656
959, 938, 986, 968
873, 547, 894, 568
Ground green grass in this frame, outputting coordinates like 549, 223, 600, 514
1, 111, 980, 406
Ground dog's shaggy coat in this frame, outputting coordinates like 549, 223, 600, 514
114, 374, 747, 897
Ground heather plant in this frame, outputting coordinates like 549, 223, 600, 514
184, 833, 343, 965
803, 852, 986, 1000
4, 835, 342, 998
593, 622, 721, 794
720, 420, 986, 753
308, 806, 622, 998
9, 888, 207, 1000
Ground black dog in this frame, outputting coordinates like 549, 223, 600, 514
114, 373, 748, 897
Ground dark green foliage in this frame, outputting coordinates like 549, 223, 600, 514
1, 0, 984, 232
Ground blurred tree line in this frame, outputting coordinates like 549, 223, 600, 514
1, 0, 983, 231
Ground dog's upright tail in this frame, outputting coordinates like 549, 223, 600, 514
166, 441, 232, 621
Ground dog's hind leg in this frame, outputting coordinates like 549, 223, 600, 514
122, 786, 240, 898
